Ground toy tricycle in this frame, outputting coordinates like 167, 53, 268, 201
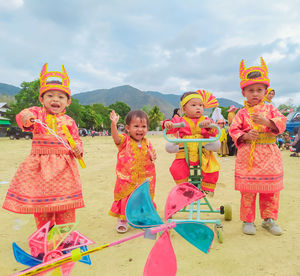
163, 122, 232, 243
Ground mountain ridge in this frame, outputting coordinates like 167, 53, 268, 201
72, 85, 243, 116
0, 83, 242, 117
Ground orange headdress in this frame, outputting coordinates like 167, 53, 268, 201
239, 57, 270, 90
39, 63, 71, 98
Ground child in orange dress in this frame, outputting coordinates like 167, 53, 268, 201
2, 63, 84, 229
163, 90, 220, 193
109, 110, 156, 233
229, 58, 286, 235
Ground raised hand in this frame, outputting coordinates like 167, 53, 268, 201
110, 110, 120, 126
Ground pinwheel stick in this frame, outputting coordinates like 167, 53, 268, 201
13, 223, 176, 276
62, 125, 86, 168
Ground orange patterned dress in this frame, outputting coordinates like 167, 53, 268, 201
2, 106, 85, 214
229, 104, 287, 193
109, 133, 156, 219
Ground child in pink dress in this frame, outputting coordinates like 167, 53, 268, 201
163, 90, 220, 193
2, 63, 85, 229
109, 110, 156, 233
229, 58, 287, 235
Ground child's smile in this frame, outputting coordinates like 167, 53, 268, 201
40, 90, 71, 114
125, 116, 148, 142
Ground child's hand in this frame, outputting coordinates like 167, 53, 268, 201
110, 110, 120, 125
242, 129, 259, 142
72, 144, 82, 158
149, 149, 157, 162
251, 114, 269, 126
164, 121, 174, 130
199, 120, 211, 128
22, 112, 35, 127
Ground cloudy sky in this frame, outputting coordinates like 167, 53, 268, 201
1, 0, 300, 106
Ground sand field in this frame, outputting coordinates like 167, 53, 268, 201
0, 135, 299, 276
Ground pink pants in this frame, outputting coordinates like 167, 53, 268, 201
34, 209, 76, 229
240, 192, 280, 223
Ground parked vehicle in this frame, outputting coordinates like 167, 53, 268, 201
7, 126, 33, 140
285, 111, 300, 133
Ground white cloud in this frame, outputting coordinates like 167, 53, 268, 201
1, 0, 300, 105
0, 0, 23, 10
262, 51, 286, 63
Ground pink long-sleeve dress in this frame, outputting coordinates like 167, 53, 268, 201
2, 106, 85, 214
229, 104, 287, 193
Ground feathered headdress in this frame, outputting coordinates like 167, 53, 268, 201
195, 89, 219, 108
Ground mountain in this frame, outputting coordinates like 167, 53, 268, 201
73, 85, 175, 117
145, 91, 243, 109
0, 83, 20, 96
73, 85, 242, 117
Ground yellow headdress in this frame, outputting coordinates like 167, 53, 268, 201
180, 90, 218, 109
239, 57, 270, 90
39, 63, 71, 98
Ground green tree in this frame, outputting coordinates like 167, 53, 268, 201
80, 105, 103, 129
6, 79, 40, 124
148, 105, 164, 130
66, 98, 82, 126
91, 103, 111, 129
109, 101, 131, 124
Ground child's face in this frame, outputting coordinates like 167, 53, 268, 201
125, 116, 148, 142
242, 83, 267, 106
182, 98, 204, 118
267, 90, 275, 100
40, 90, 71, 114
217, 123, 225, 128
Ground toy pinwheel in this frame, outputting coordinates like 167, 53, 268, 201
126, 180, 214, 276
12, 180, 214, 276
12, 222, 94, 276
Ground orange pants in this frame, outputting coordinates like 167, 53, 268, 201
34, 209, 76, 229
240, 192, 280, 223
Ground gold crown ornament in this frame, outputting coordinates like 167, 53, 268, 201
39, 63, 71, 98
239, 57, 270, 90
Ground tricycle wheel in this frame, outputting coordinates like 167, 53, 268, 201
224, 204, 232, 221
214, 224, 224, 243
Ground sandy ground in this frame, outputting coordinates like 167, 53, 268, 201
0, 135, 300, 276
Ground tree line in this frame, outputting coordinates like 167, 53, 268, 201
5, 80, 164, 131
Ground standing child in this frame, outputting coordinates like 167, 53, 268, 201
229, 57, 286, 235
2, 63, 85, 229
163, 90, 220, 193
217, 119, 229, 157
109, 110, 156, 233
